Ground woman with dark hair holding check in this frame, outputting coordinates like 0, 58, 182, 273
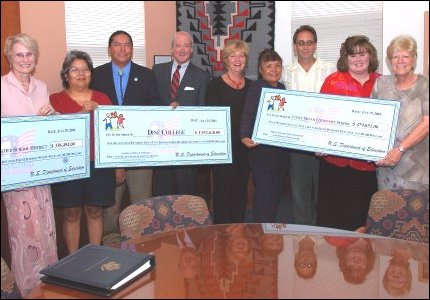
240, 49, 289, 223
316, 35, 381, 231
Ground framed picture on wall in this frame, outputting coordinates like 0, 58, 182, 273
154, 55, 172, 65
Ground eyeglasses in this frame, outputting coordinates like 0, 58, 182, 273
69, 67, 91, 74
298, 262, 315, 269
296, 40, 315, 47
14, 52, 34, 59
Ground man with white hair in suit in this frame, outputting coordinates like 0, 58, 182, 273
152, 31, 210, 196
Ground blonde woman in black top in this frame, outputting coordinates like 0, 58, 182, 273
206, 40, 252, 224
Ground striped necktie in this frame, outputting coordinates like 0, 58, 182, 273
170, 64, 181, 100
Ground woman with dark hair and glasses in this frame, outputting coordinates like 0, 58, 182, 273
316, 35, 381, 231
50, 50, 115, 254
240, 49, 290, 222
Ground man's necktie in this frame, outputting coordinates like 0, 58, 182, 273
170, 64, 181, 100
118, 69, 124, 105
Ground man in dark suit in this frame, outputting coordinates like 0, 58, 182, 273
91, 30, 158, 238
152, 31, 210, 196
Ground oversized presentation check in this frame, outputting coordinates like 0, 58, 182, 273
95, 106, 232, 167
252, 88, 400, 161
1, 114, 90, 192
262, 223, 361, 236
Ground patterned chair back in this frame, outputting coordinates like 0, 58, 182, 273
365, 189, 429, 243
119, 195, 212, 242
1, 257, 21, 299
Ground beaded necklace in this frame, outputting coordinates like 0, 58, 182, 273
226, 72, 244, 89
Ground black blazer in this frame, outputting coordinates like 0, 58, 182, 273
91, 61, 158, 106
152, 61, 210, 106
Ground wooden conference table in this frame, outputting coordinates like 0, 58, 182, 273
28, 223, 429, 299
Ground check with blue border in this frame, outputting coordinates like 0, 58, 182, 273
95, 106, 232, 167
262, 223, 362, 236
252, 88, 400, 161
1, 114, 90, 192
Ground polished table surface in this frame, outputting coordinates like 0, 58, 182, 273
28, 223, 429, 299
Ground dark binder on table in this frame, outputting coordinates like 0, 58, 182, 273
40, 244, 155, 297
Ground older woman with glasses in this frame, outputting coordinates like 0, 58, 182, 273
1, 33, 58, 297
371, 35, 429, 191
316, 35, 381, 231
50, 50, 115, 254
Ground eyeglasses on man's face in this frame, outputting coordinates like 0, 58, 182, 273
296, 40, 315, 47
298, 262, 316, 269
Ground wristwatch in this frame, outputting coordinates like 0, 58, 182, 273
398, 145, 406, 153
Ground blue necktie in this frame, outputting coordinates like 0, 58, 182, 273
118, 69, 124, 105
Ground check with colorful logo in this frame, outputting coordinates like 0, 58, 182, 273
1, 114, 90, 192
252, 88, 400, 161
94, 106, 232, 168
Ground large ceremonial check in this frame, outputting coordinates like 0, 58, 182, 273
1, 114, 90, 192
95, 106, 232, 167
252, 88, 400, 161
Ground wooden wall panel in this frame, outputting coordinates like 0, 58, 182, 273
1, 1, 21, 76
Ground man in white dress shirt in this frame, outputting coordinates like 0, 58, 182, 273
284, 25, 336, 225
294, 235, 324, 279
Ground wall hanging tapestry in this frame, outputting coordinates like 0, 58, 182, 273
177, 1, 275, 80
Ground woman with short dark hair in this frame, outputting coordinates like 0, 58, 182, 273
240, 49, 290, 222
50, 50, 115, 253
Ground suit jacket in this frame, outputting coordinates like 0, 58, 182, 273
152, 61, 210, 106
91, 61, 158, 106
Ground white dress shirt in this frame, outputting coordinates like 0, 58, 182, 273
284, 57, 335, 93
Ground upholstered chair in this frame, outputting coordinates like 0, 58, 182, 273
119, 195, 212, 242
365, 189, 429, 243
1, 257, 21, 299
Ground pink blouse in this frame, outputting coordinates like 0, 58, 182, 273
1, 71, 50, 117
1, 71, 58, 297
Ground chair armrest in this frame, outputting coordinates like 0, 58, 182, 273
355, 226, 367, 234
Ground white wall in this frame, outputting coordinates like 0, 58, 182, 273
275, 1, 429, 75
274, 2, 293, 70
382, 1, 429, 75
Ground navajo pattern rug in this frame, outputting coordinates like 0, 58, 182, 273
177, 1, 275, 80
